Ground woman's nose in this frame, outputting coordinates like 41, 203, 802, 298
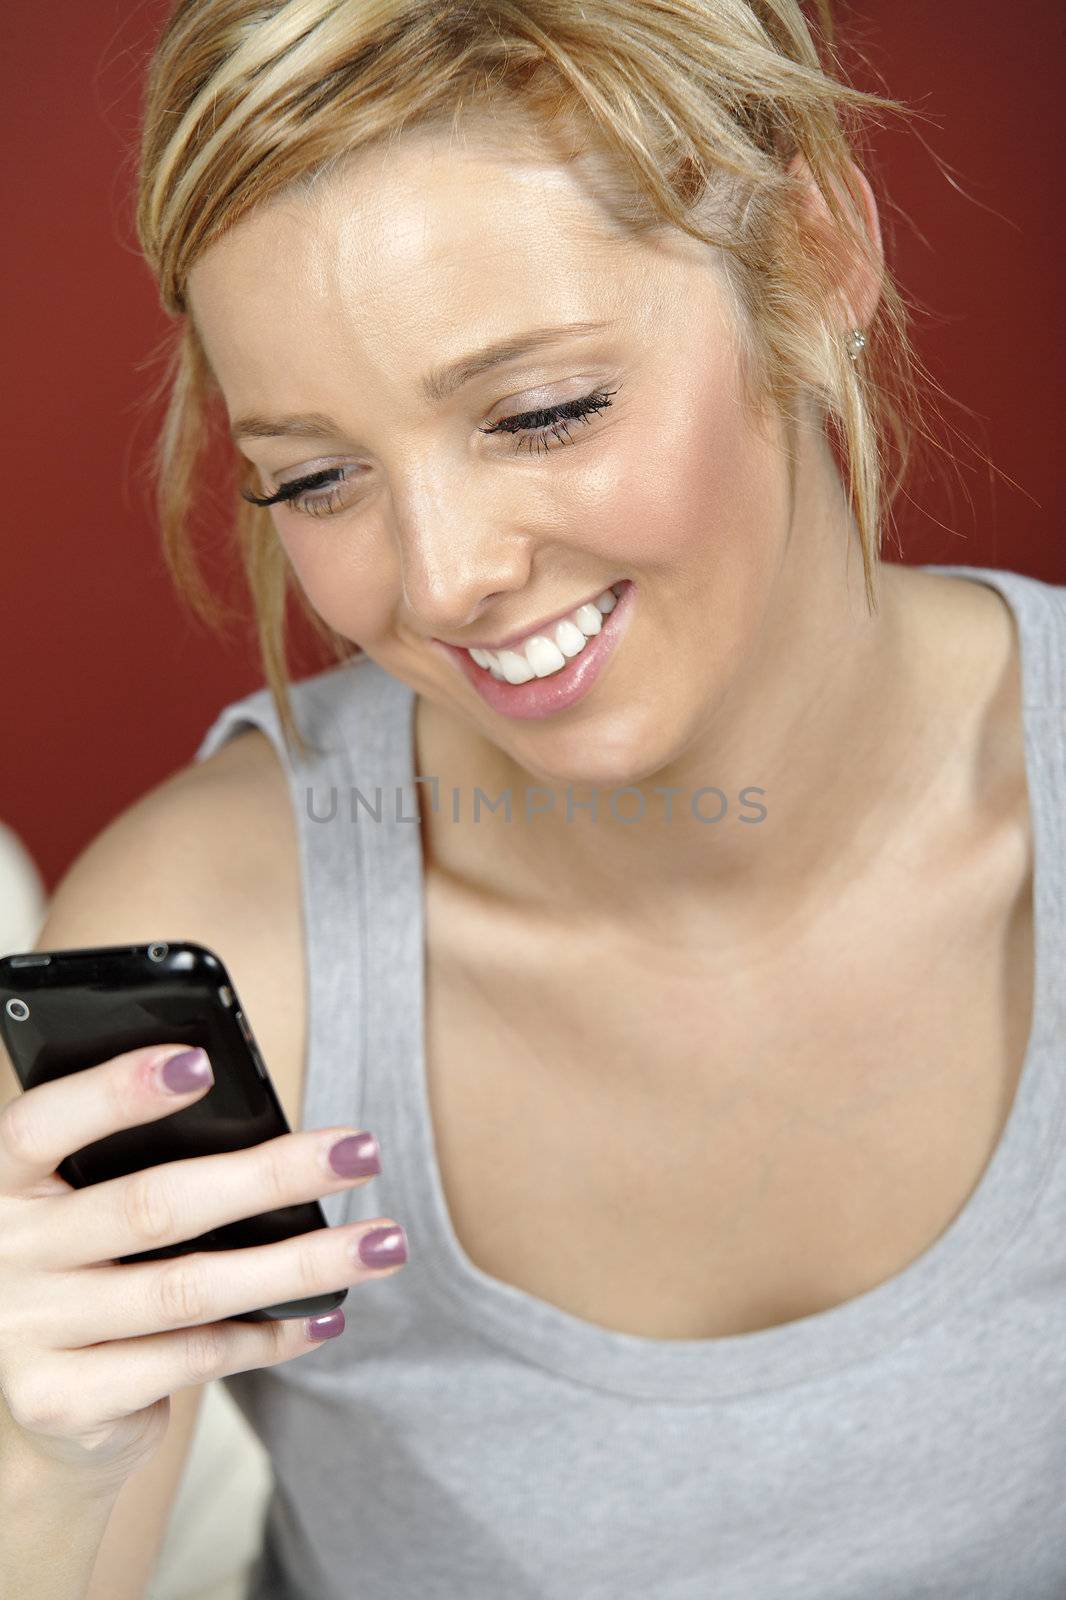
391, 498, 533, 640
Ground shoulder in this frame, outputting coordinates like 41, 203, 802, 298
38, 722, 307, 1129
53, 721, 298, 923
904, 561, 1066, 681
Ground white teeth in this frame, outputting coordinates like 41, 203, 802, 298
553, 618, 587, 657
466, 584, 624, 682
496, 649, 536, 685
524, 635, 568, 678
572, 602, 603, 637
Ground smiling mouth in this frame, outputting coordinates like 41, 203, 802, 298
447, 581, 627, 681
428, 578, 635, 720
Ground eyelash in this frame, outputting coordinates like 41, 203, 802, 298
239, 385, 621, 519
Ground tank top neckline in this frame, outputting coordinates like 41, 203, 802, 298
352, 563, 1065, 1400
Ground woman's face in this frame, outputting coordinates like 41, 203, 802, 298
188, 122, 838, 792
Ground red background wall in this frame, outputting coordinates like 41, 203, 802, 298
4, 0, 1063, 895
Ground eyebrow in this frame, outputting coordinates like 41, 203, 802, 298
230, 318, 615, 442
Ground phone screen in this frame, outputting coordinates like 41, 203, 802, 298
0, 941, 346, 1322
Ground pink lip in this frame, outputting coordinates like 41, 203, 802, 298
427, 579, 636, 721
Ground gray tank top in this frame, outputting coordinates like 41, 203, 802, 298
193, 563, 1066, 1600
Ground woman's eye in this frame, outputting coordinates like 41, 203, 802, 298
239, 383, 621, 519
240, 466, 353, 519
480, 384, 621, 456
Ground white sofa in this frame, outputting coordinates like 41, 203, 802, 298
0, 822, 273, 1600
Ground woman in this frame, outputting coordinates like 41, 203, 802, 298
5, 3, 1065, 1597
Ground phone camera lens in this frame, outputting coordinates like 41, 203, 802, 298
5, 999, 30, 1022
147, 943, 169, 962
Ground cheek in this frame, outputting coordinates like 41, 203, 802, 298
273, 515, 393, 640
583, 379, 787, 593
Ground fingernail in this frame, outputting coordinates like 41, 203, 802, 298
158, 1047, 213, 1094
328, 1132, 381, 1179
355, 1225, 408, 1270
306, 1310, 345, 1341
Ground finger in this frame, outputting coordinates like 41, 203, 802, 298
0, 1044, 212, 1197
29, 1216, 406, 1349
33, 1124, 380, 1273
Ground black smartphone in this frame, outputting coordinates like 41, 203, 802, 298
0, 940, 346, 1324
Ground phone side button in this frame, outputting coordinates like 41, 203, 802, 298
234, 1009, 266, 1077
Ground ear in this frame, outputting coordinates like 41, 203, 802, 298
785, 151, 884, 335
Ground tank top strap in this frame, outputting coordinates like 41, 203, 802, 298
193, 656, 417, 1230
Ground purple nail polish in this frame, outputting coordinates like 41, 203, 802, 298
160, 1048, 212, 1094
306, 1310, 345, 1341
357, 1226, 408, 1269
329, 1133, 381, 1178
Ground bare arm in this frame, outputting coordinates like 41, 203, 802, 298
0, 1385, 124, 1600
1, 726, 300, 1600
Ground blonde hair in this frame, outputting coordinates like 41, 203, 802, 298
134, 0, 942, 764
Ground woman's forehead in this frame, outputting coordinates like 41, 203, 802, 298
196, 132, 629, 297
187, 131, 720, 383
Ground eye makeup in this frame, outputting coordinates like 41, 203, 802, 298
240, 384, 621, 519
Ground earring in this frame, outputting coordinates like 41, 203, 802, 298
845, 327, 866, 363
